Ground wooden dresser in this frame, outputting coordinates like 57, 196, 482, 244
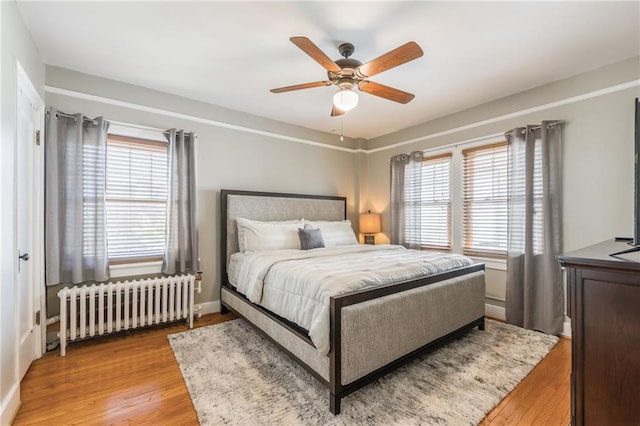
557, 239, 640, 425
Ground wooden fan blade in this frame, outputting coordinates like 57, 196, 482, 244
331, 105, 345, 117
290, 37, 341, 73
270, 81, 332, 93
359, 81, 415, 104
357, 42, 423, 78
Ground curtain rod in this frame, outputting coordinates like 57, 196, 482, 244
518, 120, 563, 135
48, 110, 178, 135
47, 109, 99, 123
388, 120, 564, 160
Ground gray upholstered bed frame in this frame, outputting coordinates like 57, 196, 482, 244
220, 189, 486, 414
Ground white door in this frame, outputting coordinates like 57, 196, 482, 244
16, 64, 44, 380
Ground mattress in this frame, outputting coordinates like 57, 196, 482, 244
232, 244, 475, 355
227, 252, 245, 288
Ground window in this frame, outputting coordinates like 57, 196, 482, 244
462, 142, 508, 256
105, 134, 168, 263
398, 138, 512, 264
420, 153, 452, 250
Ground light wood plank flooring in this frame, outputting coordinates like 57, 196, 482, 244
13, 313, 570, 425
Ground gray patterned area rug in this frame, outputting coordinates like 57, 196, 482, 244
168, 318, 558, 425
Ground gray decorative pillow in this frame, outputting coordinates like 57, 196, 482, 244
298, 228, 325, 250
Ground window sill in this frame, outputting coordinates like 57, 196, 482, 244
468, 256, 506, 271
110, 260, 163, 279
420, 247, 507, 271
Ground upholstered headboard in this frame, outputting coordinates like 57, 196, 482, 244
220, 190, 347, 285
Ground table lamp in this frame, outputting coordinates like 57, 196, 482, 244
359, 210, 381, 245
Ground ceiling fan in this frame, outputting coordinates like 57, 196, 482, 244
270, 37, 424, 116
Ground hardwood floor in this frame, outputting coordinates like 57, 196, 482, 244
13, 314, 570, 425
480, 336, 571, 425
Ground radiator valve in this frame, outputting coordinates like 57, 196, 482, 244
195, 271, 203, 293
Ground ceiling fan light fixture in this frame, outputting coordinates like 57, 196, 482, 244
333, 88, 359, 112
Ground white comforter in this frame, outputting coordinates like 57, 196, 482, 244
235, 244, 474, 355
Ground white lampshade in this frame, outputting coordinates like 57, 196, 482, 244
359, 212, 381, 234
333, 88, 359, 112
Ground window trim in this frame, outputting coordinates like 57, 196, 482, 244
468, 255, 507, 271
110, 260, 164, 278
109, 256, 164, 266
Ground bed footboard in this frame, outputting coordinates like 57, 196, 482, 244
329, 269, 485, 414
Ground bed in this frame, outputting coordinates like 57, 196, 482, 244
220, 190, 486, 414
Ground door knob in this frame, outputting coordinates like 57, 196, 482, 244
19, 252, 30, 261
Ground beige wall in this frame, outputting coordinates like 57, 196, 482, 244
45, 67, 360, 312
363, 57, 640, 307
44, 57, 640, 315
0, 1, 45, 421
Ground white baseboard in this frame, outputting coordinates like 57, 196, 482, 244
562, 318, 572, 338
0, 383, 20, 426
195, 301, 221, 316
485, 303, 506, 321
485, 303, 572, 339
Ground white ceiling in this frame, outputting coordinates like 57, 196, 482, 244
17, 1, 640, 140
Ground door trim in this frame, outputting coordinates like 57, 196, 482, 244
16, 61, 45, 359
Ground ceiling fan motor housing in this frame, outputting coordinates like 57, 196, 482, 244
329, 58, 363, 82
327, 43, 364, 82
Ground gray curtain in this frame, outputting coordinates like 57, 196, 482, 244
162, 129, 199, 274
390, 151, 423, 248
45, 108, 110, 285
505, 121, 563, 335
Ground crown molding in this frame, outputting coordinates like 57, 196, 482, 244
368, 79, 640, 154
45, 85, 359, 153
47, 79, 640, 155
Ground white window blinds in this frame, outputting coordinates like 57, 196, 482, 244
106, 135, 168, 262
420, 153, 452, 249
462, 142, 508, 256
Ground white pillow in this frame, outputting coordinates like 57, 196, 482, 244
236, 217, 303, 252
305, 220, 358, 247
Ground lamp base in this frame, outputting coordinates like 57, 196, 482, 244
364, 234, 375, 245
